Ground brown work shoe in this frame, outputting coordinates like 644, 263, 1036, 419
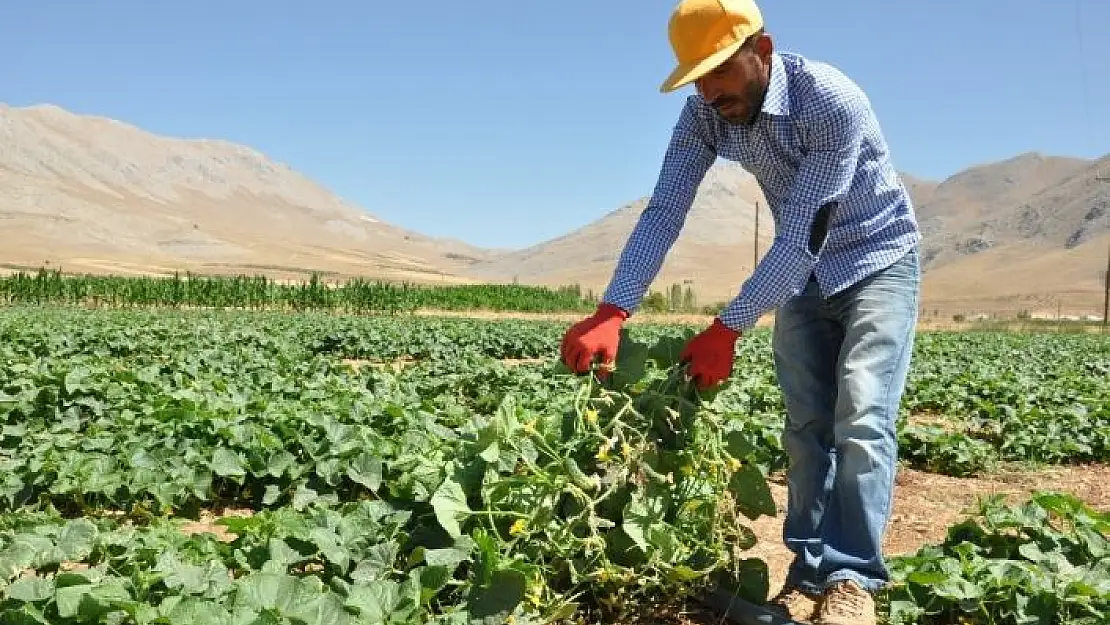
815, 580, 875, 625
767, 586, 820, 622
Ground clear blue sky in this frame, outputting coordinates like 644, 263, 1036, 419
3, 0, 1107, 249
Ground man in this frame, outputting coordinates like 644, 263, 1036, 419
559, 1, 921, 623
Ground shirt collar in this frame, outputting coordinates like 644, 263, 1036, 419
760, 53, 790, 117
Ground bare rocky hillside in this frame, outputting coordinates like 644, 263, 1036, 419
0, 103, 491, 281
914, 154, 1110, 315
473, 152, 1109, 316
914, 153, 1094, 266
468, 160, 776, 304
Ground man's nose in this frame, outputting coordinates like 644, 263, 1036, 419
695, 77, 720, 103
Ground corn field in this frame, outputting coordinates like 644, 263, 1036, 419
0, 268, 594, 314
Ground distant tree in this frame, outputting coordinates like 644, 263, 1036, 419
669, 283, 683, 312
682, 286, 696, 312
642, 291, 667, 313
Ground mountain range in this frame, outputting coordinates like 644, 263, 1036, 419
2, 102, 1107, 317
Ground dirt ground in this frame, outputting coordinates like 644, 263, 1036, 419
744, 463, 1110, 600
413, 308, 1107, 334
412, 308, 744, 327
340, 357, 549, 372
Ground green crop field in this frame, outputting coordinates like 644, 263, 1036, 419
0, 269, 596, 315
0, 306, 1107, 624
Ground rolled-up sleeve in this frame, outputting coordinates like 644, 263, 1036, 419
602, 98, 717, 313
718, 85, 868, 332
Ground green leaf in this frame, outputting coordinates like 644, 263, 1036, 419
932, 575, 983, 601
424, 536, 475, 572
711, 558, 769, 605
55, 581, 131, 620
156, 553, 207, 594
233, 571, 346, 624
610, 330, 650, 390
646, 331, 694, 369
5, 576, 54, 603
430, 476, 471, 538
622, 488, 669, 554
345, 581, 401, 623
467, 569, 526, 625
0, 535, 55, 580
414, 565, 451, 602
211, 448, 246, 478
728, 462, 777, 520
56, 519, 97, 561
63, 366, 93, 395
266, 450, 296, 478
725, 431, 757, 461
0, 604, 52, 625
886, 599, 925, 625
346, 453, 383, 491
478, 442, 500, 464
262, 485, 281, 506
309, 528, 351, 571
293, 484, 318, 511
470, 530, 500, 588
351, 541, 399, 582
286, 590, 349, 625
667, 565, 704, 582
159, 596, 234, 625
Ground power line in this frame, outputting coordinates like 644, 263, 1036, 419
1099, 174, 1109, 332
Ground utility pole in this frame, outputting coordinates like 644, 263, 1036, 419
1099, 174, 1109, 332
753, 201, 760, 271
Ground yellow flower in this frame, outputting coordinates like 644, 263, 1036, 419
585, 409, 599, 424
509, 519, 527, 536
597, 436, 617, 463
526, 581, 544, 606
522, 420, 537, 435
726, 457, 742, 472
621, 442, 633, 459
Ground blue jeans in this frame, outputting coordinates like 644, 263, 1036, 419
772, 247, 920, 595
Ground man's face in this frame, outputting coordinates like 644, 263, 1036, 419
694, 34, 773, 126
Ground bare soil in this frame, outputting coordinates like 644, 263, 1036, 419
745, 463, 1110, 602
178, 507, 254, 543
413, 309, 1107, 334
341, 356, 548, 371
412, 308, 751, 328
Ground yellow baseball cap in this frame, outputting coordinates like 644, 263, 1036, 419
660, 0, 764, 93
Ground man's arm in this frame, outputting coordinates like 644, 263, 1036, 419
717, 84, 869, 332
602, 98, 717, 314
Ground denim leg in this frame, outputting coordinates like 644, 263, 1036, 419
772, 278, 843, 596
819, 248, 920, 593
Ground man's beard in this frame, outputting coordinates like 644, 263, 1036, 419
714, 80, 769, 126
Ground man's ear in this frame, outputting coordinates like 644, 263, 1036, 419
754, 32, 774, 61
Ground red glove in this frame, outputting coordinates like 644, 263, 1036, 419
560, 303, 629, 378
680, 318, 741, 390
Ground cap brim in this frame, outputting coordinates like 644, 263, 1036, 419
659, 38, 745, 93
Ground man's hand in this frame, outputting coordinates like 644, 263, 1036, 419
560, 303, 629, 378
680, 318, 741, 390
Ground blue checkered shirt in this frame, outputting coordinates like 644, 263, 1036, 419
602, 52, 921, 331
